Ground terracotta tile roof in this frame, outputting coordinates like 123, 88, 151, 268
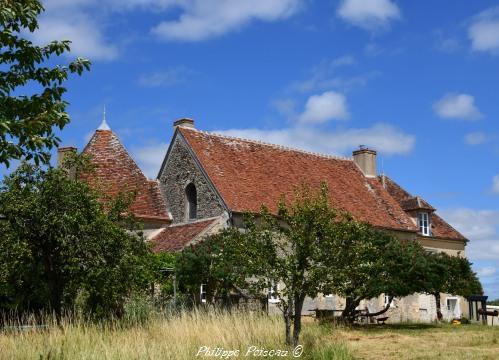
79, 130, 170, 223
151, 218, 219, 252
179, 128, 417, 232
381, 176, 466, 241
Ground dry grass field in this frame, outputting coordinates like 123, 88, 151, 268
0, 311, 497, 359
332, 323, 499, 360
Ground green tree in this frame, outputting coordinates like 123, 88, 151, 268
0, 0, 90, 167
0, 161, 154, 318
323, 223, 435, 322
209, 184, 344, 346
425, 252, 482, 320
176, 229, 248, 306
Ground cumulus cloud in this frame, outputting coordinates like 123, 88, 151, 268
33, 0, 303, 61
31, 15, 118, 61
152, 0, 302, 41
440, 208, 499, 261
131, 142, 169, 178
337, 0, 401, 31
214, 123, 414, 156
138, 66, 193, 87
298, 91, 349, 124
468, 6, 499, 54
433, 93, 482, 120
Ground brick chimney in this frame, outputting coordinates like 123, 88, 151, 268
353, 146, 377, 178
173, 118, 195, 129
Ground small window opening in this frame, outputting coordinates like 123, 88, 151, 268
200, 284, 207, 304
185, 183, 197, 220
384, 294, 394, 307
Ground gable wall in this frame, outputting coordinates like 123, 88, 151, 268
158, 135, 225, 223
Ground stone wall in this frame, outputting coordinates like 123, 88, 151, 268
158, 136, 225, 223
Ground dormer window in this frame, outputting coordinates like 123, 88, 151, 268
185, 183, 197, 220
418, 212, 430, 236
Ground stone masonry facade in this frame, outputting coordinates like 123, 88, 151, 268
158, 135, 225, 223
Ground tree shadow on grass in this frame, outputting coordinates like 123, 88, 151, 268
352, 323, 441, 332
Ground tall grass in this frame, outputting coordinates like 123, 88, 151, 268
0, 310, 352, 360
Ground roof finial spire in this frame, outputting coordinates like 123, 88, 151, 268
98, 106, 111, 130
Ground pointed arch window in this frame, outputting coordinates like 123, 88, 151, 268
185, 183, 197, 220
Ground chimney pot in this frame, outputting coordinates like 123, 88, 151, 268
173, 118, 195, 129
352, 147, 377, 178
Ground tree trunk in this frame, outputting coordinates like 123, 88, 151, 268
434, 292, 443, 321
292, 295, 305, 347
341, 297, 360, 323
43, 254, 63, 322
284, 298, 294, 346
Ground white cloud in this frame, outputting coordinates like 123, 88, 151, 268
131, 142, 169, 178
433, 93, 482, 121
434, 30, 461, 53
32, 15, 118, 61
28, 1, 122, 61
290, 59, 380, 94
468, 6, 499, 54
492, 175, 499, 195
298, 91, 349, 124
34, 0, 303, 61
332, 55, 356, 67
477, 267, 497, 277
214, 123, 414, 156
152, 0, 302, 41
272, 98, 297, 119
337, 0, 401, 31
439, 208, 499, 261
464, 131, 491, 145
138, 66, 193, 87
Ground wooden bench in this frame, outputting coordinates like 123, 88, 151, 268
376, 316, 389, 325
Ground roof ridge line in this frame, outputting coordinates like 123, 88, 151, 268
189, 128, 353, 162
168, 216, 221, 227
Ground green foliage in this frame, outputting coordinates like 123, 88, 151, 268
176, 229, 246, 304
423, 252, 482, 319
173, 183, 484, 342
0, 161, 155, 318
0, 0, 90, 167
177, 183, 347, 345
488, 299, 499, 306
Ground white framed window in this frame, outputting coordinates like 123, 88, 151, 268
268, 280, 280, 304
200, 284, 207, 304
418, 212, 430, 236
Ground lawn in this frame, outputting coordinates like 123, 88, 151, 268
0, 311, 497, 359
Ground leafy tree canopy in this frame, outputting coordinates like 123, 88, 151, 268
0, 159, 154, 318
0, 0, 90, 167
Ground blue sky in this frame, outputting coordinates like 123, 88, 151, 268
2, 0, 499, 298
